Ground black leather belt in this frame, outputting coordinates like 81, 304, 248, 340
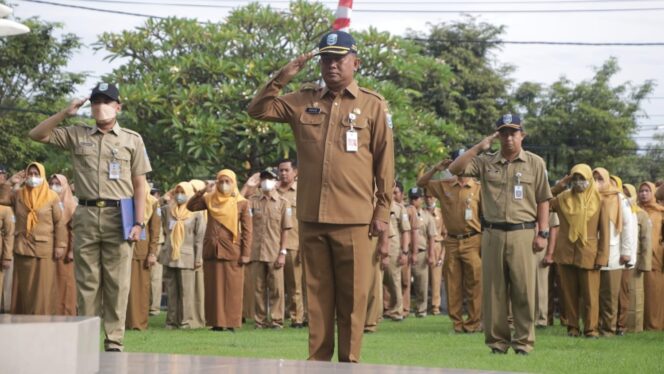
447, 230, 480, 240
79, 199, 120, 208
484, 221, 536, 232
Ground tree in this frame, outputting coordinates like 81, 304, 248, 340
96, 1, 462, 187
0, 10, 85, 175
513, 58, 654, 182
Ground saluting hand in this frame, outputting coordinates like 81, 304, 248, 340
63, 97, 89, 117
476, 132, 499, 153
435, 159, 453, 172
245, 172, 261, 188
281, 51, 316, 81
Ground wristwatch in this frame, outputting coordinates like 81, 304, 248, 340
279, 249, 287, 255
134, 221, 146, 229
537, 230, 550, 239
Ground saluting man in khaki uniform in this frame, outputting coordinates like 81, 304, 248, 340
418, 151, 483, 333
449, 114, 551, 355
29, 83, 152, 352
248, 31, 394, 362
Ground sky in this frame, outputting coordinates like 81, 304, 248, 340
7, 0, 664, 147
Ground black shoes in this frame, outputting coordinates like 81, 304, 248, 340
515, 349, 529, 356
491, 348, 507, 354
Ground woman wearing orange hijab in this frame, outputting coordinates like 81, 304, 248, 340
11, 162, 67, 315
48, 174, 78, 315
638, 182, 664, 331
188, 169, 252, 331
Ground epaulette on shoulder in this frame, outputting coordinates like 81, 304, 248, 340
359, 87, 385, 101
120, 127, 142, 138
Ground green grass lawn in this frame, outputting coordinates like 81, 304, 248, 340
121, 313, 664, 373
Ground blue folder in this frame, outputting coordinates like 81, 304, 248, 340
121, 198, 146, 241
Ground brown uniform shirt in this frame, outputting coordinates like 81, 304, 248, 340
0, 206, 15, 261
642, 208, 664, 272
461, 149, 552, 224
410, 206, 437, 251
159, 209, 206, 270
48, 123, 152, 200
249, 191, 293, 262
427, 177, 481, 236
12, 196, 67, 259
133, 200, 161, 260
388, 201, 411, 256
247, 75, 395, 225
277, 182, 299, 251
188, 195, 252, 262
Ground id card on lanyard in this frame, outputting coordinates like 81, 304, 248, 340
346, 113, 358, 152
109, 148, 121, 180
514, 172, 523, 200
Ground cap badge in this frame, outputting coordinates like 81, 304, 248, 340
326, 33, 338, 46
99, 83, 108, 91
502, 114, 512, 125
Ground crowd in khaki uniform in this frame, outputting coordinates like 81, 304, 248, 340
2, 28, 664, 364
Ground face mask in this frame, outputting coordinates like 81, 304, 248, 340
175, 193, 188, 204
260, 179, 277, 192
571, 180, 589, 192
219, 183, 232, 194
26, 176, 43, 188
92, 103, 117, 122
50, 184, 63, 194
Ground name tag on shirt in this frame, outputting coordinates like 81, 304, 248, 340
514, 185, 524, 200
346, 130, 358, 152
109, 161, 121, 180
305, 107, 321, 114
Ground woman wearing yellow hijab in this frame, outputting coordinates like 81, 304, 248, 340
188, 169, 252, 331
11, 162, 67, 315
616, 184, 653, 333
158, 181, 206, 329
550, 163, 609, 337
48, 174, 78, 316
126, 181, 161, 330
638, 182, 664, 331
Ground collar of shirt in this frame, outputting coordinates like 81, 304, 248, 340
318, 80, 359, 100
279, 181, 297, 193
88, 121, 122, 136
491, 148, 526, 165
260, 190, 279, 201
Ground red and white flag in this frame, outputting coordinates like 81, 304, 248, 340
332, 0, 352, 32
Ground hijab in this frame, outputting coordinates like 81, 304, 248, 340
557, 164, 601, 246
204, 169, 246, 242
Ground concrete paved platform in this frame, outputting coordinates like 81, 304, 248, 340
101, 352, 506, 374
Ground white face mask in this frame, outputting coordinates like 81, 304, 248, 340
175, 193, 188, 204
26, 176, 43, 188
50, 184, 63, 194
571, 180, 590, 193
260, 179, 277, 192
219, 183, 232, 195
91, 103, 117, 122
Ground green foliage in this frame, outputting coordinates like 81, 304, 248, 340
513, 58, 654, 182
95, 1, 461, 188
0, 15, 85, 175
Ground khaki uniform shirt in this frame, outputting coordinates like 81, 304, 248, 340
248, 75, 395, 225
642, 208, 664, 272
427, 177, 481, 236
48, 123, 152, 200
461, 149, 552, 224
389, 201, 411, 256
159, 208, 206, 270
410, 206, 437, 251
0, 206, 15, 261
635, 210, 653, 272
12, 196, 67, 259
249, 191, 293, 262
277, 182, 299, 251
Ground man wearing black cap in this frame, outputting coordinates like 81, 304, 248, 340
248, 167, 292, 329
418, 150, 483, 333
449, 114, 551, 355
248, 31, 394, 362
29, 83, 152, 352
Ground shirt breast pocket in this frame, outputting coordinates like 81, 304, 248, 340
73, 146, 98, 171
298, 112, 325, 142
341, 117, 368, 149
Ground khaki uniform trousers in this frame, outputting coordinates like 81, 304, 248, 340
0, 263, 10, 313
535, 248, 549, 327
243, 264, 256, 320
382, 252, 403, 319
73, 206, 133, 351
301, 222, 373, 363
558, 264, 600, 336
429, 242, 443, 315
284, 249, 305, 324
364, 239, 382, 331
149, 259, 163, 315
444, 234, 482, 332
411, 250, 429, 316
253, 261, 285, 327
401, 263, 411, 317
163, 266, 204, 328
618, 268, 645, 332
599, 269, 623, 335
482, 228, 536, 353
